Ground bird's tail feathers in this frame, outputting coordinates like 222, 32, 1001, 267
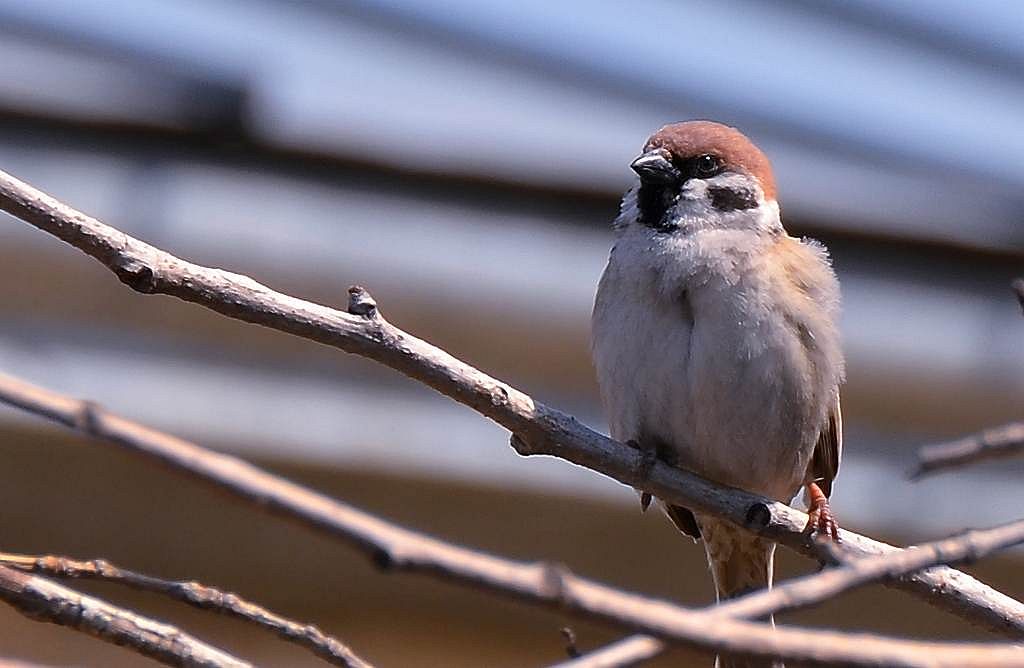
698, 517, 783, 668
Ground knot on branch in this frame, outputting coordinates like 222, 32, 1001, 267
113, 258, 157, 293
372, 547, 397, 571
347, 285, 379, 318
489, 385, 509, 407
85, 558, 118, 579
175, 581, 223, 608
950, 534, 983, 564
744, 502, 772, 532
73, 400, 103, 436
37, 555, 71, 576
539, 561, 572, 607
509, 433, 540, 456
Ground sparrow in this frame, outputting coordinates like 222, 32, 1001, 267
591, 121, 844, 667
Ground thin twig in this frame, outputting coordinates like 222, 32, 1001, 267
0, 168, 1019, 639
0, 553, 371, 668
0, 565, 250, 668
715, 521, 1024, 619
548, 635, 664, 668
557, 521, 1024, 667
911, 423, 1024, 479
1, 375, 1024, 666
900, 279, 1024, 477
561, 627, 582, 659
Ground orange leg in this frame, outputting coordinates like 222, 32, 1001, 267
803, 482, 840, 542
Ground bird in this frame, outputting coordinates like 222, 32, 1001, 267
591, 121, 844, 668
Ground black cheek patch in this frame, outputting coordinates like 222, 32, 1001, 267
708, 186, 759, 212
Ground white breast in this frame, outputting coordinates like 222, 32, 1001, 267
592, 221, 839, 502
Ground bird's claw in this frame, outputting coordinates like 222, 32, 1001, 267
804, 504, 840, 542
803, 483, 841, 543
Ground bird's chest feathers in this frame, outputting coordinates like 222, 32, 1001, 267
644, 232, 794, 368
594, 232, 832, 496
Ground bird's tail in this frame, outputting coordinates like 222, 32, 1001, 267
698, 517, 782, 668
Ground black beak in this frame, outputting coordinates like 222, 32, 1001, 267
630, 149, 680, 184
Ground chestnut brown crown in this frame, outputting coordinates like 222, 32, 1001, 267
644, 121, 777, 201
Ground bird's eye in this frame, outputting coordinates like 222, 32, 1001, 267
694, 154, 721, 178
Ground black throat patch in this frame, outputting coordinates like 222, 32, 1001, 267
636, 183, 680, 231
708, 186, 759, 212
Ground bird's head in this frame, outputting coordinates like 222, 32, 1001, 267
626, 120, 779, 234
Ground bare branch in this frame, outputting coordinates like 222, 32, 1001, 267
0, 553, 370, 668
560, 520, 1024, 667
0, 565, 250, 668
1, 170, 1024, 661
3, 376, 1024, 666
0, 167, 1022, 636
716, 520, 1024, 619
907, 277, 1024, 479
548, 635, 663, 668
911, 423, 1024, 479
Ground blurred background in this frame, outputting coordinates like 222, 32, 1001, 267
0, 1, 1022, 666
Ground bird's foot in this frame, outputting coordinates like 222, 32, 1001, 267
802, 482, 840, 542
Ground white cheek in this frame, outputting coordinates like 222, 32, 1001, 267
759, 200, 782, 228
680, 179, 708, 201
707, 171, 762, 194
673, 184, 715, 222
673, 173, 778, 233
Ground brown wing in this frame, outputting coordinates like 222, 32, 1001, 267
809, 395, 842, 497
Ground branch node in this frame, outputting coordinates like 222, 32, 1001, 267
539, 562, 572, 606
347, 285, 379, 318
489, 385, 509, 407
113, 258, 157, 293
744, 502, 772, 532
372, 547, 397, 571
509, 432, 537, 456
92, 558, 116, 577
956, 533, 983, 564
73, 400, 103, 435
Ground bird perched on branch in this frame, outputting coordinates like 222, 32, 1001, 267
592, 121, 844, 668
